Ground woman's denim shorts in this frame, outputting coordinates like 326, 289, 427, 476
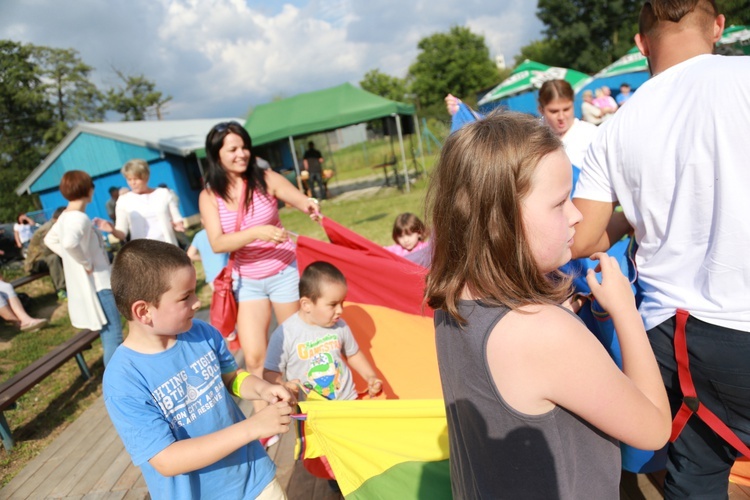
233, 260, 299, 303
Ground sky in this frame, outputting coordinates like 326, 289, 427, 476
0, 0, 544, 121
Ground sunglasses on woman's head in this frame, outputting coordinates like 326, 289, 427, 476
212, 121, 241, 134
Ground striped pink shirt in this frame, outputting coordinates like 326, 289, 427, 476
217, 190, 296, 279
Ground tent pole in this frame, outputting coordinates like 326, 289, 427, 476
395, 114, 410, 193
325, 133, 337, 173
413, 114, 425, 176
289, 136, 303, 191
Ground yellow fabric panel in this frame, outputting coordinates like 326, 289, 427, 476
298, 399, 449, 497
341, 302, 443, 400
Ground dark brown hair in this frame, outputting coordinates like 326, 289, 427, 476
112, 239, 192, 320
299, 261, 347, 303
538, 80, 574, 109
639, 0, 718, 37
392, 213, 427, 242
204, 121, 267, 210
424, 111, 571, 324
60, 170, 94, 201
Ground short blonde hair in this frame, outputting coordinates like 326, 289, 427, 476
121, 159, 150, 180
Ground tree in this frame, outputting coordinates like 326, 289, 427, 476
720, 0, 750, 26
514, 39, 566, 67
0, 40, 53, 221
32, 47, 105, 144
408, 26, 499, 117
360, 69, 408, 102
534, 0, 640, 73
107, 69, 172, 121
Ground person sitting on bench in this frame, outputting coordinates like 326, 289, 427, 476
0, 261, 47, 332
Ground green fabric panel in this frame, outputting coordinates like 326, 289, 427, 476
347, 459, 452, 500
244, 83, 415, 146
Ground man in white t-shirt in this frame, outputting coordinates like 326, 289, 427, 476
571, 1, 750, 497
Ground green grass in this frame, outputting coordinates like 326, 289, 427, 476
307, 129, 445, 183
280, 175, 432, 246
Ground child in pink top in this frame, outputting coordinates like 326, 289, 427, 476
384, 213, 429, 257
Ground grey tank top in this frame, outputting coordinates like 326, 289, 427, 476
435, 300, 620, 499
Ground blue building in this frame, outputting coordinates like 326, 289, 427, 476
16, 118, 242, 224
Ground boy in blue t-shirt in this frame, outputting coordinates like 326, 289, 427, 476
104, 239, 294, 500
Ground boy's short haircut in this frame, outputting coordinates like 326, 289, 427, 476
299, 261, 347, 302
639, 0, 718, 37
112, 239, 192, 320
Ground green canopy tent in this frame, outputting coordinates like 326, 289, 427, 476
477, 59, 591, 108
593, 46, 648, 79
245, 83, 418, 192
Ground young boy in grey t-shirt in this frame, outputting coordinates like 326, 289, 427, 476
263, 261, 382, 400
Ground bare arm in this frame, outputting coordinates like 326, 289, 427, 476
223, 369, 295, 405
198, 189, 285, 253
149, 400, 292, 476
347, 351, 382, 397
570, 198, 618, 258
93, 217, 127, 243
263, 369, 301, 397
265, 170, 320, 219
186, 245, 200, 261
489, 257, 670, 450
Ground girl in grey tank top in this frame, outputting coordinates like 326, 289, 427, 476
423, 113, 671, 499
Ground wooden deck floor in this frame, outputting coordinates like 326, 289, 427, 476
0, 396, 341, 500
1, 393, 749, 499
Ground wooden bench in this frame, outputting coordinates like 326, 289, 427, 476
10, 271, 49, 289
0, 328, 100, 450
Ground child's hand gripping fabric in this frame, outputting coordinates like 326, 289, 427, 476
366, 377, 383, 398
585, 252, 636, 316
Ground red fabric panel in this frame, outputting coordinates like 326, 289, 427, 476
321, 217, 410, 263
296, 232, 432, 318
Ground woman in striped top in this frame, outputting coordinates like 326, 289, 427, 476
199, 122, 320, 399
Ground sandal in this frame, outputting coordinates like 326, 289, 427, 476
20, 318, 48, 332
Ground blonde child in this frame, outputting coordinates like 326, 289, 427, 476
424, 112, 670, 498
104, 239, 294, 499
383, 212, 428, 257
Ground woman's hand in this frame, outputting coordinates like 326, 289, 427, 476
585, 252, 635, 316
304, 198, 322, 222
172, 220, 186, 233
92, 217, 114, 233
254, 225, 288, 245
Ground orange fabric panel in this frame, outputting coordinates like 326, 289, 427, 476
731, 457, 750, 487
342, 302, 442, 400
